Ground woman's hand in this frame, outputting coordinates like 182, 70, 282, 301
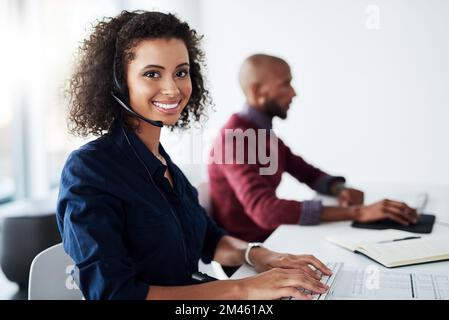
355, 199, 418, 225
237, 267, 330, 300
250, 247, 332, 275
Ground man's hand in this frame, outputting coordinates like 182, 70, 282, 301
338, 188, 364, 206
355, 199, 419, 226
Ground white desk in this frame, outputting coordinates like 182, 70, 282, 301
232, 185, 449, 279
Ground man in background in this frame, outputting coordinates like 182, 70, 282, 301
208, 54, 417, 242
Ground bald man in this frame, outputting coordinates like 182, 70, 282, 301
207, 54, 418, 243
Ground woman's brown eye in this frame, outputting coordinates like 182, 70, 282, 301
144, 71, 160, 78
176, 70, 189, 78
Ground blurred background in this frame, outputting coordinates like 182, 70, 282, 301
0, 0, 448, 299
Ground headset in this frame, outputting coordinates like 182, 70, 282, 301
111, 44, 164, 128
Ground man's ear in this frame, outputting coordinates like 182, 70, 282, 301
248, 83, 265, 107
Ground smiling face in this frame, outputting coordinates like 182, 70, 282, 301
126, 38, 192, 126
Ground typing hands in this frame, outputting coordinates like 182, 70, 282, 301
238, 248, 332, 300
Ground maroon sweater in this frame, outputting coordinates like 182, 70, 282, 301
208, 112, 342, 242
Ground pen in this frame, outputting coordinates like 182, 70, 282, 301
377, 236, 421, 244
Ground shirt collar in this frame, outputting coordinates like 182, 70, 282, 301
237, 104, 273, 130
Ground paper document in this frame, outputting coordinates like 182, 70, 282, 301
327, 267, 449, 300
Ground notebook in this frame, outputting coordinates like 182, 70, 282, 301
325, 230, 449, 268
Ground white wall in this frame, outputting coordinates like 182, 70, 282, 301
126, 0, 201, 30
198, 0, 449, 193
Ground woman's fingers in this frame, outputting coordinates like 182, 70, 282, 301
294, 264, 321, 280
280, 287, 312, 300
249, 268, 329, 299
308, 268, 322, 280
273, 255, 329, 278
301, 255, 332, 275
278, 270, 328, 294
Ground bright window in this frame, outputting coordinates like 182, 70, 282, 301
0, 0, 17, 201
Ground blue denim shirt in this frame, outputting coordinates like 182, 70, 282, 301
56, 121, 226, 300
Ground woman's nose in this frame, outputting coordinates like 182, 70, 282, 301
161, 78, 181, 96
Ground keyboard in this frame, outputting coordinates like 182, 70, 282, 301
286, 262, 344, 300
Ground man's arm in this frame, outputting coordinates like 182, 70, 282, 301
283, 142, 349, 196
320, 201, 417, 225
283, 142, 331, 190
320, 206, 359, 221
220, 162, 302, 230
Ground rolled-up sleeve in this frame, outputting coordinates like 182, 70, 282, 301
299, 200, 323, 225
56, 150, 149, 300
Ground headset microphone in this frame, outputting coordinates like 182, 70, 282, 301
110, 91, 163, 128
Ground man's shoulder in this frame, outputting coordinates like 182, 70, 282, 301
220, 113, 257, 131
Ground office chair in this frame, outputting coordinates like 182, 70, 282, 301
0, 198, 61, 299
28, 243, 83, 300
197, 182, 230, 280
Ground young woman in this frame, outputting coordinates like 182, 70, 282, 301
57, 10, 332, 300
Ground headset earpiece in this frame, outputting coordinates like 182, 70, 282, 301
111, 40, 163, 128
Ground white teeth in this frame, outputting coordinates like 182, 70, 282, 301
153, 101, 179, 109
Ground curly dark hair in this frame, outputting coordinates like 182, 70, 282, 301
67, 10, 211, 137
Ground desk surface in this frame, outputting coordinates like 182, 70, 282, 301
232, 185, 449, 279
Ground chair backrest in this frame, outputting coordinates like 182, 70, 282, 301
28, 243, 84, 300
197, 181, 212, 216
196, 181, 229, 280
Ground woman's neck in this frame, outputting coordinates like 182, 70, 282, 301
134, 120, 162, 156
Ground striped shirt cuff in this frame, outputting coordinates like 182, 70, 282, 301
299, 200, 323, 225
